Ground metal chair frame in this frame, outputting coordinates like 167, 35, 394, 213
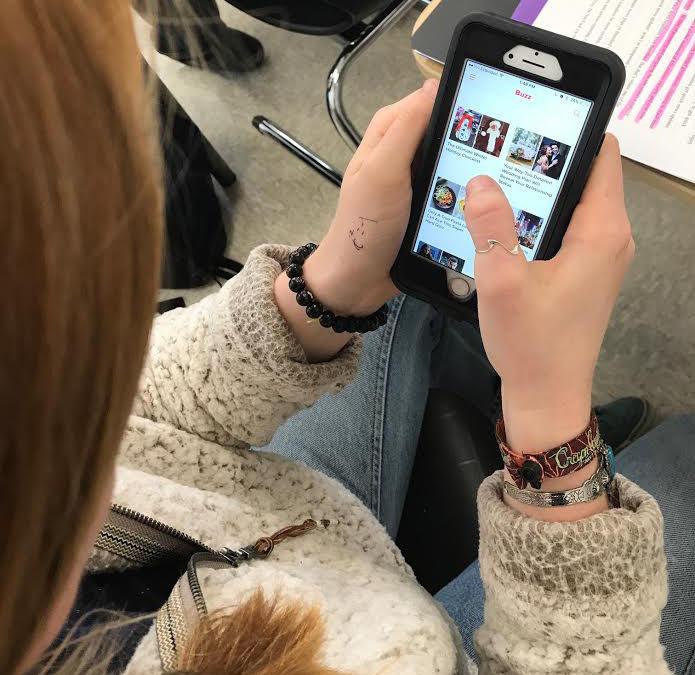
253, 0, 421, 187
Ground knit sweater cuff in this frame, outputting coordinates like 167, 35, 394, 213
226, 243, 362, 396
475, 472, 668, 671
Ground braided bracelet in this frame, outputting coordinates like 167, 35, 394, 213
286, 243, 388, 334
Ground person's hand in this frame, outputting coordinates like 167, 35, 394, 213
302, 79, 438, 316
274, 80, 437, 361
464, 134, 634, 455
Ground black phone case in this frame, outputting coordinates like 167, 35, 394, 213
392, 12, 626, 323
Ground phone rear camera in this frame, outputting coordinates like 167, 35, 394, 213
534, 51, 539, 55
508, 53, 514, 59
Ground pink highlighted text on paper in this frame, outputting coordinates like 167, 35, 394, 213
644, 0, 684, 61
528, 0, 695, 183
618, 13, 686, 120
637, 19, 695, 123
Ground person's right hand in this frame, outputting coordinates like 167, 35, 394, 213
464, 134, 634, 454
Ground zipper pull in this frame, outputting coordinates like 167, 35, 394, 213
218, 518, 331, 565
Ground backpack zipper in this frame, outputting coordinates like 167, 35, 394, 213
110, 503, 216, 551
95, 503, 330, 672
95, 503, 218, 566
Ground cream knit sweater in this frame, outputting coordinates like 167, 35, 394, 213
89, 245, 671, 675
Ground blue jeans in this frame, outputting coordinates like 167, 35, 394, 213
262, 295, 695, 674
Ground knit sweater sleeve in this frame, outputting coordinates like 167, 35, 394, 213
475, 472, 671, 674
133, 244, 361, 447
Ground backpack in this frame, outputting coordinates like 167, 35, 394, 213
153, 68, 229, 288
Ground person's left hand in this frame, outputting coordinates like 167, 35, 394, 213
303, 79, 438, 316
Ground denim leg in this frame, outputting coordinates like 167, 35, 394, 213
435, 414, 695, 674
434, 559, 484, 663
615, 414, 695, 675
259, 295, 442, 537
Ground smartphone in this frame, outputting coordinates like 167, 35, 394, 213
392, 12, 625, 320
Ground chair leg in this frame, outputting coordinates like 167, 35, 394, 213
251, 0, 417, 184
252, 116, 343, 187
326, 0, 422, 149
201, 136, 237, 187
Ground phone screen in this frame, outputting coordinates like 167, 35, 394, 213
412, 59, 593, 277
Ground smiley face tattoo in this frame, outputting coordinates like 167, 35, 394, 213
349, 217, 376, 251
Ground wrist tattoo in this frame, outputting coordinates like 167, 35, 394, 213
348, 217, 376, 251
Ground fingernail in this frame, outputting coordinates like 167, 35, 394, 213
466, 175, 497, 195
422, 78, 438, 95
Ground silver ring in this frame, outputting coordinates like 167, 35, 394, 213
475, 239, 521, 256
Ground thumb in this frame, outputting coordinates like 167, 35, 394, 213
464, 176, 527, 297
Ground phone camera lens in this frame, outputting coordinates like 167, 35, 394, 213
508, 53, 514, 59
534, 51, 539, 56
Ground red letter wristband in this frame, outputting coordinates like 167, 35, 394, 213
496, 414, 604, 489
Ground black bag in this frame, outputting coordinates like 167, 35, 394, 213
153, 70, 230, 288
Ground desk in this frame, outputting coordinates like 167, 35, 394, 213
411, 0, 695, 201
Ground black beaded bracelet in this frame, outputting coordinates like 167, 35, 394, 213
286, 243, 388, 334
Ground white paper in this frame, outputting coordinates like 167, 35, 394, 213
532, 0, 695, 183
